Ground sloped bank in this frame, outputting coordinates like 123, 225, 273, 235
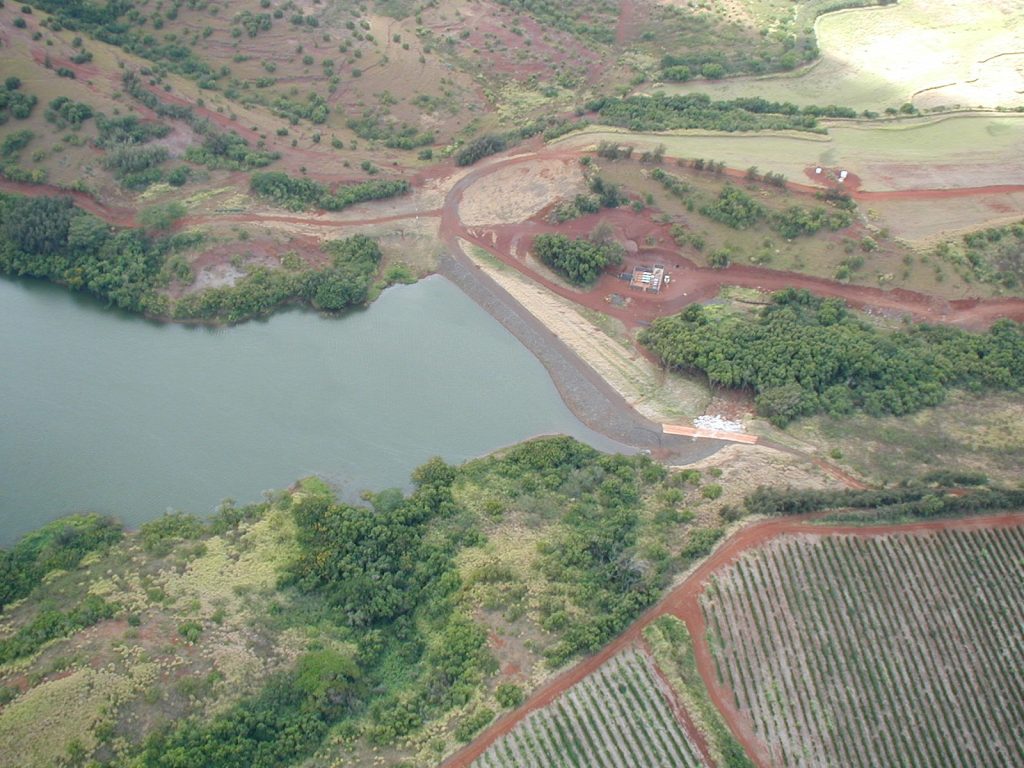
438, 245, 721, 464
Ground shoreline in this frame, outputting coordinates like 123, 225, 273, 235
437, 243, 722, 464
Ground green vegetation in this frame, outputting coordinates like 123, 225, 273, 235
0, 76, 37, 123
347, 110, 434, 149
455, 134, 507, 167
701, 526, 1024, 767
0, 596, 116, 664
700, 185, 766, 230
44, 97, 94, 129
533, 233, 623, 286
474, 648, 706, 767
696, 184, 853, 237
0, 193, 393, 323
0, 194, 195, 313
1, 129, 34, 159
28, 0, 218, 84
645, 616, 754, 768
122, 72, 278, 171
174, 235, 385, 322
935, 220, 1024, 289
493, 0, 617, 44
743, 483, 1024, 524
249, 172, 410, 212
640, 289, 1024, 425
0, 514, 122, 610
586, 94, 855, 133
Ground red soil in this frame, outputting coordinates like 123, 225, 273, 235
441, 512, 1024, 768
441, 151, 1024, 332
0, 178, 137, 227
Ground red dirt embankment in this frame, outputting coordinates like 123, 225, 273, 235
0, 178, 137, 227
442, 151, 1024, 332
441, 511, 1024, 768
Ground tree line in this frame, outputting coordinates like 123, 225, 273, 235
586, 93, 856, 133
249, 171, 409, 212
0, 193, 395, 323
640, 288, 1024, 425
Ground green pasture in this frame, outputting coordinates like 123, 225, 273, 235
647, 0, 1024, 112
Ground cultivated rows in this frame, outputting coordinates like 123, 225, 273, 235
472, 648, 707, 768
701, 526, 1024, 767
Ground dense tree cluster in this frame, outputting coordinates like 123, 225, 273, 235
272, 92, 330, 125
700, 184, 766, 229
692, 184, 852, 237
0, 194, 186, 312
586, 93, 856, 133
44, 96, 94, 129
0, 76, 37, 124
772, 203, 852, 238
934, 220, 1024, 289
174, 235, 383, 322
27, 0, 218, 83
455, 134, 507, 166
1, 129, 34, 159
640, 289, 1024, 424
0, 595, 116, 664
533, 232, 623, 285
249, 171, 410, 212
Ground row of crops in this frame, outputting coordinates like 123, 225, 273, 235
472, 648, 708, 768
701, 527, 1024, 768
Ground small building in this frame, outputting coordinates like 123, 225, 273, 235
630, 264, 665, 293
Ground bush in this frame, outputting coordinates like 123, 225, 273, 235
139, 512, 206, 555
138, 201, 186, 231
495, 682, 524, 708
454, 707, 494, 742
0, 513, 122, 610
455, 134, 506, 166
701, 483, 723, 500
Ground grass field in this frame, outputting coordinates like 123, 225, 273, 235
553, 118, 1024, 245
471, 648, 709, 768
701, 527, 1024, 767
556, 115, 1024, 192
787, 392, 1024, 487
650, 0, 1024, 112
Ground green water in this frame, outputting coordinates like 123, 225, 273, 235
1, 276, 627, 545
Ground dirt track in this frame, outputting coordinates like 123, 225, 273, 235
440, 511, 1024, 768
442, 152, 1024, 331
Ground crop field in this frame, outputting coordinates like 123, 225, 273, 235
701, 526, 1024, 768
651, 0, 1024, 112
471, 648, 709, 768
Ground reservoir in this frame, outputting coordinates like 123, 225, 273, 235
1, 275, 628, 545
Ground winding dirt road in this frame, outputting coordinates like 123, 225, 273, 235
439, 511, 1024, 768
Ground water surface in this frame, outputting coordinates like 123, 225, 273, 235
1, 276, 627, 545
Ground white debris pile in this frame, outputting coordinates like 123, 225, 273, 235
694, 415, 745, 433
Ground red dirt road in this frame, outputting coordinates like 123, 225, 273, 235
440, 512, 1024, 768
440, 151, 1024, 331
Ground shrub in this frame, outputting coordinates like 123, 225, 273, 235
495, 682, 524, 708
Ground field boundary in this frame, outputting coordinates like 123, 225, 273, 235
443, 511, 1024, 768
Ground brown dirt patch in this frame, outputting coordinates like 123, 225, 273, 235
458, 156, 585, 227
